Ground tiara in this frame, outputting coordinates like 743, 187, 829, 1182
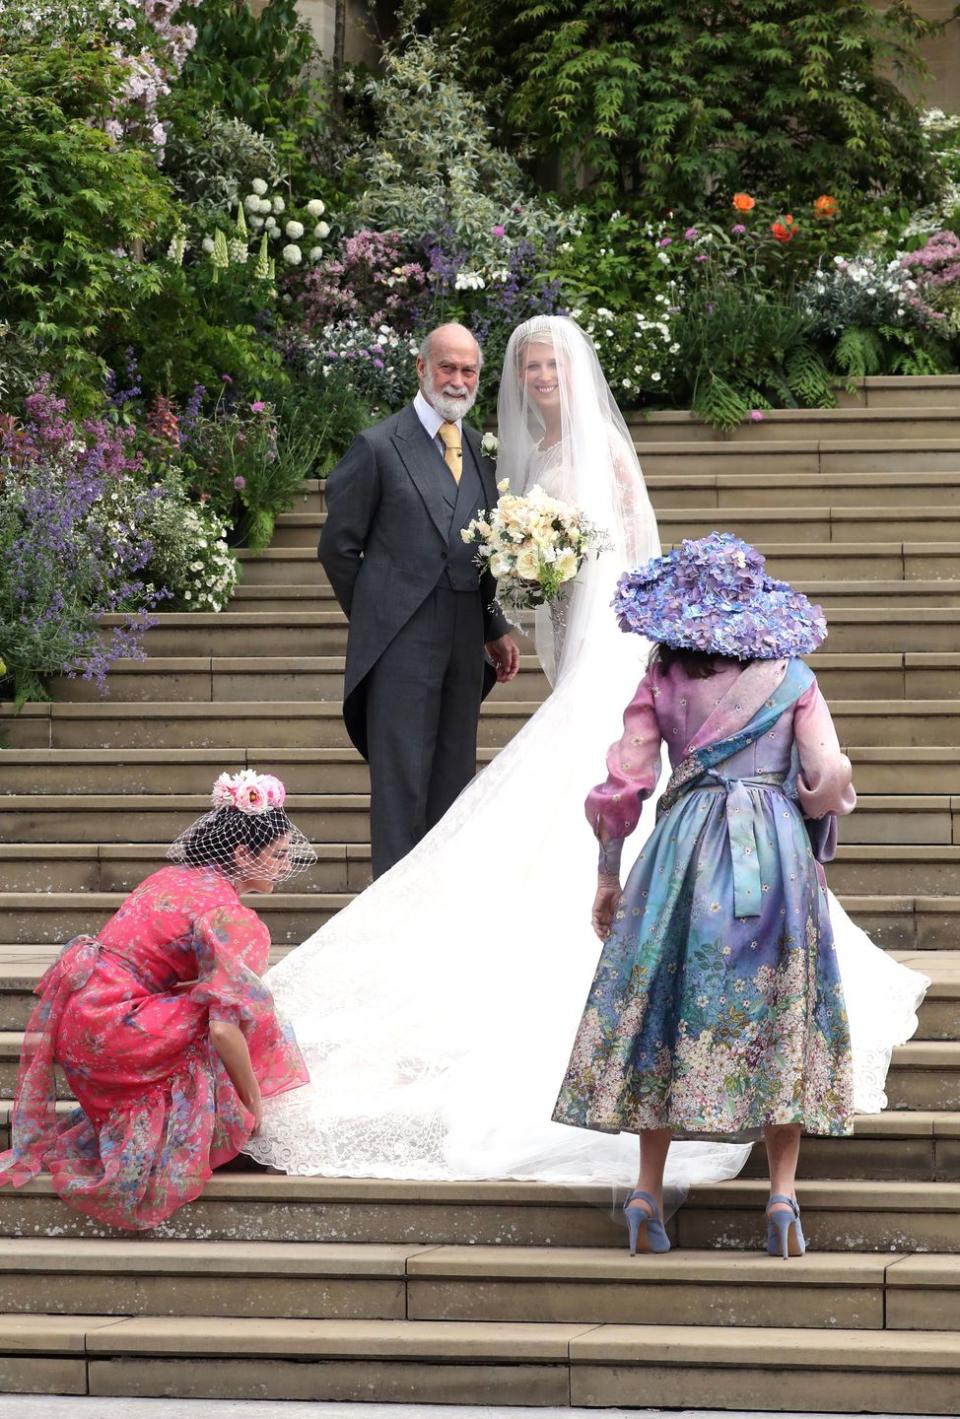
211, 770, 286, 815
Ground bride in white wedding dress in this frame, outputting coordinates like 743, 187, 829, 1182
246, 316, 927, 1187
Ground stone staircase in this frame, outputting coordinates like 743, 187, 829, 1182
2, 376, 960, 1408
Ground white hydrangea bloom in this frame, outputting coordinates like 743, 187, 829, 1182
314, 221, 330, 239
285, 220, 304, 239
282, 243, 303, 266
251, 178, 268, 196
272, 196, 286, 214
306, 199, 326, 218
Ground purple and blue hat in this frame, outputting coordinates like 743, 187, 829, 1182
613, 531, 827, 660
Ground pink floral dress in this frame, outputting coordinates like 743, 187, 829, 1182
0, 866, 308, 1230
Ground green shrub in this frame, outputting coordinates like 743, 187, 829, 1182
0, 42, 178, 409
445, 0, 941, 220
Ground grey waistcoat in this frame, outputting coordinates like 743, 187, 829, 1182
425, 430, 488, 592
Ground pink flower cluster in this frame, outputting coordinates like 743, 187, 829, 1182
212, 770, 286, 816
299, 230, 427, 333
902, 230, 960, 290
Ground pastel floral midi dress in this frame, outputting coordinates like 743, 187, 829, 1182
0, 865, 308, 1229
553, 656, 857, 1142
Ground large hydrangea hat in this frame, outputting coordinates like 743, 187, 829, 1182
613, 531, 827, 660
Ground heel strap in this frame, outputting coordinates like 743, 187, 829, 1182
625, 1188, 660, 1214
767, 1193, 799, 1215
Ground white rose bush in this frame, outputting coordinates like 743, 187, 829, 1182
461, 481, 606, 612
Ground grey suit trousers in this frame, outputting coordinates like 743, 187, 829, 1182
364, 586, 485, 879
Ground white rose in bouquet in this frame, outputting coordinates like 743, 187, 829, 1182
515, 547, 540, 580
461, 482, 606, 613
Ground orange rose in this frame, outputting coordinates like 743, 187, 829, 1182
732, 192, 756, 212
770, 214, 798, 244
814, 194, 839, 219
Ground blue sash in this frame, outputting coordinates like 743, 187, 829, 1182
656, 659, 815, 917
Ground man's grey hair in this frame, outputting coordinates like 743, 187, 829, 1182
419, 327, 484, 372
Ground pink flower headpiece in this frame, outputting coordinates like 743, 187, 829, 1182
211, 770, 286, 816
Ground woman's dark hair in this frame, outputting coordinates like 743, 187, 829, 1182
648, 643, 752, 679
180, 806, 290, 870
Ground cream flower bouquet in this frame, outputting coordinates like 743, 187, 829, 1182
462, 480, 606, 612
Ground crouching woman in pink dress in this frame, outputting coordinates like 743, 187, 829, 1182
0, 771, 313, 1230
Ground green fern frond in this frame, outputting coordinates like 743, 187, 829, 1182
692, 373, 748, 432
834, 327, 883, 379
785, 346, 834, 409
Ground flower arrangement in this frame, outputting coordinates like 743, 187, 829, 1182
461, 481, 606, 611
212, 769, 286, 814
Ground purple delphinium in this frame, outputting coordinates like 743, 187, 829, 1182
0, 377, 164, 699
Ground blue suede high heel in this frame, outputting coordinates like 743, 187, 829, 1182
623, 1189, 671, 1256
766, 1194, 805, 1259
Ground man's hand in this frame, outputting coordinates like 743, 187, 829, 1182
485, 634, 520, 683
592, 879, 622, 939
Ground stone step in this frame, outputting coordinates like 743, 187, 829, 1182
635, 437, 960, 477
648, 470, 960, 510
233, 537, 960, 587
0, 700, 535, 751
235, 547, 326, 584
2, 1174, 960, 1255
102, 608, 960, 658
50, 656, 548, 704
4, 791, 958, 848
634, 406, 960, 443
664, 506, 960, 545
4, 1311, 960, 1411
270, 505, 960, 550
45, 651, 960, 706
0, 748, 375, 796
4, 745, 960, 799
759, 543, 960, 581
831, 846, 960, 896
805, 580, 960, 608
1, 841, 956, 905
231, 582, 337, 607
0, 842, 370, 894
227, 577, 960, 613
838, 374, 960, 409
0, 1237, 933, 1331
18, 742, 960, 795
6, 698, 960, 753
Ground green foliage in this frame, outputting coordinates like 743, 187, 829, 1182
834, 326, 884, 380
0, 42, 178, 409
445, 0, 941, 220
162, 103, 283, 224
176, 0, 326, 184
673, 286, 835, 430
352, 17, 572, 265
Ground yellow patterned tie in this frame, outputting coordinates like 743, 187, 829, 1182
437, 421, 462, 485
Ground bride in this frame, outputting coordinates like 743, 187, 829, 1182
246, 315, 927, 1188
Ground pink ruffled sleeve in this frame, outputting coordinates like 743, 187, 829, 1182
190, 903, 308, 1101
585, 671, 662, 873
793, 679, 857, 820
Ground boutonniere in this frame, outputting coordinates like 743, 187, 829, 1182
480, 431, 498, 459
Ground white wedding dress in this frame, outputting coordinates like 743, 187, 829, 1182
247, 318, 928, 1187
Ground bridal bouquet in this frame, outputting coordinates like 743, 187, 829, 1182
461, 480, 606, 611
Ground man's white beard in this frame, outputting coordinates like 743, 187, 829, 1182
424, 372, 478, 423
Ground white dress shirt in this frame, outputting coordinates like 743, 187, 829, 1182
414, 389, 461, 458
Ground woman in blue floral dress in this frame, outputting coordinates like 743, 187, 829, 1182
552, 533, 857, 1258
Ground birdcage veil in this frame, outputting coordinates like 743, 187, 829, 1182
167, 771, 317, 885
496, 316, 660, 685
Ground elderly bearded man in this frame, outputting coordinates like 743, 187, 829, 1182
319, 322, 520, 879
